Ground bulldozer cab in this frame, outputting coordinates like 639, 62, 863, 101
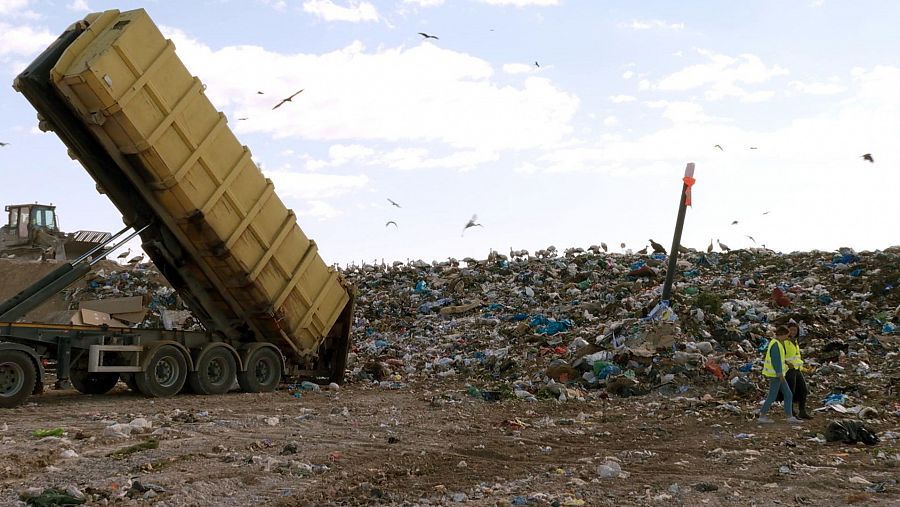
3, 204, 58, 241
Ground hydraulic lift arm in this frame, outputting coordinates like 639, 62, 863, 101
0, 225, 148, 322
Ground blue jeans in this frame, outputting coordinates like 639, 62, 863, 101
760, 377, 793, 416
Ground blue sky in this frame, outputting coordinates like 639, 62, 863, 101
1, 0, 898, 266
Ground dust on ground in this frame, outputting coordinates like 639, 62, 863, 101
1, 379, 897, 506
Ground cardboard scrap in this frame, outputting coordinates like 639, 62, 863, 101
78, 296, 146, 326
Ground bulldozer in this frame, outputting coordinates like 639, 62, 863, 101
0, 203, 111, 261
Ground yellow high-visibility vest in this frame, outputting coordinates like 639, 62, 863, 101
763, 339, 786, 378
783, 339, 803, 369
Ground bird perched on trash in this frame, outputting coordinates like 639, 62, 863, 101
127, 254, 145, 265
272, 89, 303, 110
707, 239, 714, 253
418, 32, 439, 40
637, 246, 648, 255
600, 242, 608, 252
461, 214, 482, 236
385, 221, 398, 228
717, 239, 731, 252
861, 153, 874, 163
387, 198, 401, 208
116, 249, 131, 260
649, 239, 666, 254
714, 144, 724, 151
677, 245, 690, 254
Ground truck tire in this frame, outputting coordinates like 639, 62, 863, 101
70, 369, 120, 395
0, 350, 37, 409
237, 347, 282, 393
188, 346, 237, 395
135, 345, 188, 398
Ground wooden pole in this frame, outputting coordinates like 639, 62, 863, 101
661, 162, 695, 303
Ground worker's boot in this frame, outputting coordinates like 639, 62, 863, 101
798, 405, 813, 419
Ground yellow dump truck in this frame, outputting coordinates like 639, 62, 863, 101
1, 8, 354, 408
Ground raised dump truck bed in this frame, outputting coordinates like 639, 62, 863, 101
2, 8, 353, 408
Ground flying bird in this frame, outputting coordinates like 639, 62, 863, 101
636, 246, 648, 255
731, 220, 739, 225
620, 242, 626, 249
862, 153, 874, 163
0, 142, 9, 147
714, 144, 723, 151
749, 146, 758, 150
127, 254, 145, 265
762, 211, 770, 215
237, 117, 248, 121
115, 249, 131, 260
461, 214, 483, 236
534, 61, 540, 68
385, 221, 398, 228
600, 242, 608, 252
717, 239, 731, 252
418, 32, 439, 40
707, 239, 714, 254
256, 91, 264, 94
387, 198, 402, 208
272, 89, 304, 110
746, 235, 757, 244
649, 239, 667, 254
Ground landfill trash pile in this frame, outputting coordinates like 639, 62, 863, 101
55, 261, 204, 331
343, 245, 900, 417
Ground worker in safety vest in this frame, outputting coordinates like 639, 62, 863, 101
776, 322, 812, 419
758, 325, 803, 424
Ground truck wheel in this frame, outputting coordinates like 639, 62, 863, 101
135, 345, 187, 398
70, 368, 120, 395
0, 350, 37, 409
237, 347, 282, 393
188, 347, 236, 395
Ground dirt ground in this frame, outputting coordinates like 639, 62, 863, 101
1, 379, 897, 506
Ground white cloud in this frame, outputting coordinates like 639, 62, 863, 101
302, 0, 379, 23
260, 0, 288, 10
163, 28, 579, 153
626, 19, 684, 30
0, 22, 54, 58
645, 100, 726, 124
603, 115, 619, 127
609, 94, 636, 103
377, 148, 498, 171
502, 62, 537, 75
302, 200, 341, 219
0, 0, 29, 14
788, 79, 846, 95
0, 0, 40, 19
403, 0, 444, 6
811, 0, 825, 6
66, 0, 89, 11
656, 49, 788, 101
305, 143, 376, 170
265, 170, 370, 200
476, 0, 559, 5
638, 79, 651, 90
622, 70, 634, 79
